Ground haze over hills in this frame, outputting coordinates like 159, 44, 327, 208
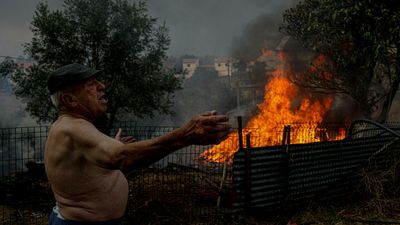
0, 0, 296, 58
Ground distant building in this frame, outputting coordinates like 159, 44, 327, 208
181, 57, 240, 79
214, 58, 236, 77
15, 59, 34, 70
0, 57, 34, 88
0, 56, 34, 71
182, 58, 199, 78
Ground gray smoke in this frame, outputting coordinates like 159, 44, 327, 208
146, 0, 297, 57
1, 0, 297, 57
0, 0, 297, 125
229, 1, 296, 60
0, 77, 41, 176
0, 77, 37, 128
141, 0, 299, 126
0, 0, 63, 57
0, 95, 37, 127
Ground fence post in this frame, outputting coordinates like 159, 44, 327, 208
245, 133, 252, 212
282, 125, 291, 210
236, 116, 250, 212
237, 117, 243, 150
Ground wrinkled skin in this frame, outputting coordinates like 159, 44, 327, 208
45, 77, 230, 222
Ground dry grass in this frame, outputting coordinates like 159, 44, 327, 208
3, 159, 400, 225
1, 205, 48, 225
125, 167, 232, 224
287, 159, 400, 225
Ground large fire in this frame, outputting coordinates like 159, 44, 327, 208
200, 51, 346, 163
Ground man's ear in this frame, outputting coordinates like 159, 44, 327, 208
61, 93, 78, 107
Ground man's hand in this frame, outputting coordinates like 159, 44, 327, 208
180, 110, 230, 145
115, 128, 136, 144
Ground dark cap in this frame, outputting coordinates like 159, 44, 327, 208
47, 63, 101, 94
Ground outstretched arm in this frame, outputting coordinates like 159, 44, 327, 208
114, 111, 230, 170
77, 111, 230, 171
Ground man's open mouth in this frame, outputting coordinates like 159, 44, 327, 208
99, 95, 107, 103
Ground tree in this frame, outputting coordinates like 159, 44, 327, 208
4, 0, 181, 129
0, 57, 16, 79
281, 0, 400, 122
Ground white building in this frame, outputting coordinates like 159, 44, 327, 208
182, 58, 199, 78
214, 58, 235, 77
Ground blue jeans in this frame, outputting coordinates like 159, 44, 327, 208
48, 207, 123, 225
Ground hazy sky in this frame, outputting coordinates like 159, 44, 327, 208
0, 0, 296, 58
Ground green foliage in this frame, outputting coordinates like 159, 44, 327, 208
12, 0, 181, 125
0, 57, 17, 78
281, 0, 400, 121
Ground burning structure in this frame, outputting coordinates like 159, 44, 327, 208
201, 43, 346, 163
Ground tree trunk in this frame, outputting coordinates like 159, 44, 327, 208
375, 45, 400, 123
376, 77, 400, 123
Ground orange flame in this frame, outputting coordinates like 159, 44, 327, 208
200, 51, 346, 163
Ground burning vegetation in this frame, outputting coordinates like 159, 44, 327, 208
201, 50, 346, 163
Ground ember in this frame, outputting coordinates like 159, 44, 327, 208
200, 50, 346, 163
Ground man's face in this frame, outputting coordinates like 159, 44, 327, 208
73, 77, 107, 119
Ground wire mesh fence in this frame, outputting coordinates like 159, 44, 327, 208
1, 121, 399, 224
0, 124, 234, 225
0, 126, 50, 225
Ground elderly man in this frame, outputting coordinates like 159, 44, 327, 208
45, 63, 230, 225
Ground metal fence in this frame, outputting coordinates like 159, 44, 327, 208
0, 124, 233, 225
232, 120, 400, 216
1, 126, 50, 225
1, 120, 400, 224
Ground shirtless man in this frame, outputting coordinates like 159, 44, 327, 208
45, 63, 230, 224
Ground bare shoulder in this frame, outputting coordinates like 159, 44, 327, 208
51, 116, 106, 146
51, 116, 94, 135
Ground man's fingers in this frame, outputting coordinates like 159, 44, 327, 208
204, 124, 231, 133
202, 115, 229, 125
121, 136, 136, 143
201, 110, 217, 116
115, 128, 122, 140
